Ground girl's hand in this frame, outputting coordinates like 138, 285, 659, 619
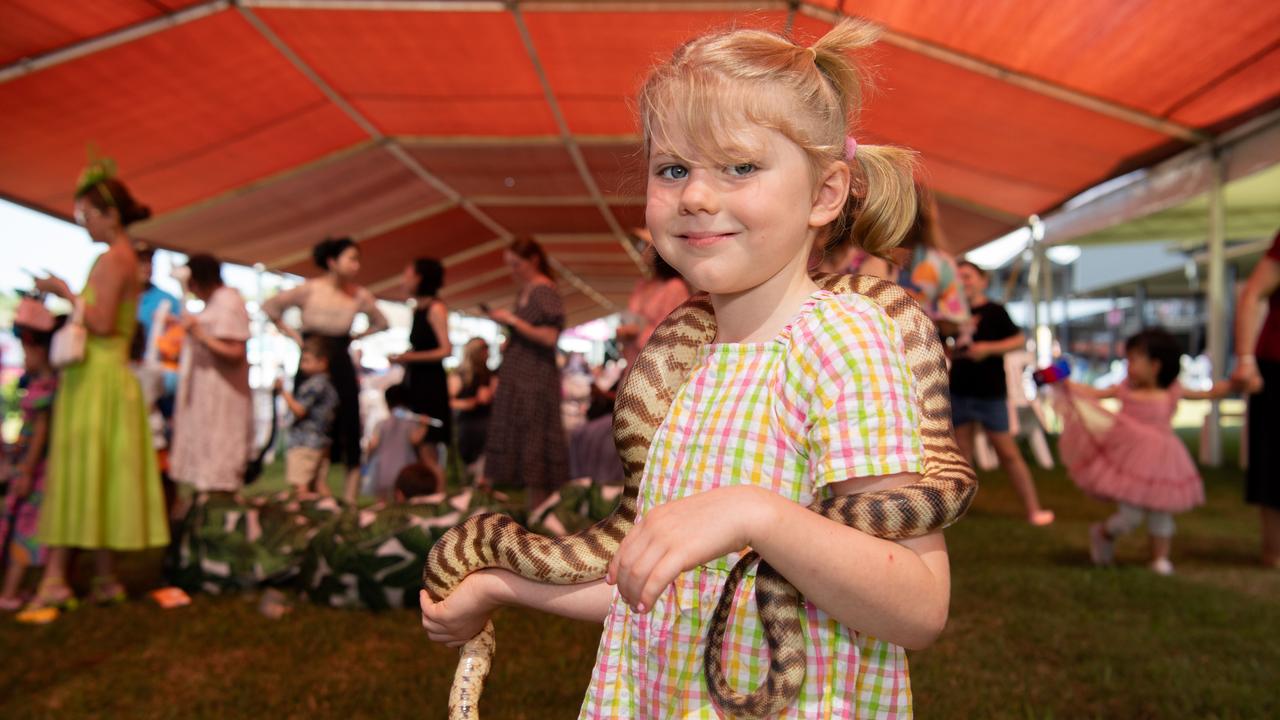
34, 274, 71, 300
420, 570, 502, 647
608, 486, 774, 613
387, 353, 405, 365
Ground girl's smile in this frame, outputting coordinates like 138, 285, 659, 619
676, 229, 741, 249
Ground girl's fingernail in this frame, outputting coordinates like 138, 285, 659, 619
636, 603, 646, 613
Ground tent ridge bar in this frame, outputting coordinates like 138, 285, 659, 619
511, 4, 645, 299
0, 0, 231, 84
800, 5, 1207, 144
241, 0, 788, 10
1042, 108, 1280, 245
243, 1, 505, 10
237, 3, 525, 247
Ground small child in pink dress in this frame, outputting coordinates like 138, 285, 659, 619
1056, 328, 1237, 575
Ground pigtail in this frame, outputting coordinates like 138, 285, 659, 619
849, 145, 918, 258
808, 20, 919, 259
808, 19, 881, 122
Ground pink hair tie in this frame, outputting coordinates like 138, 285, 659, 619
844, 136, 859, 161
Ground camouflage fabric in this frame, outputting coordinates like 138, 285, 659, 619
301, 489, 515, 610
171, 492, 345, 594
528, 478, 623, 537
169, 484, 619, 610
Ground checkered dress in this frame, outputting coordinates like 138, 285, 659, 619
581, 291, 923, 719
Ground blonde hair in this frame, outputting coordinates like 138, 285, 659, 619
457, 337, 491, 390
639, 19, 916, 259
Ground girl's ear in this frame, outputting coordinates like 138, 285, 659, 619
809, 160, 851, 229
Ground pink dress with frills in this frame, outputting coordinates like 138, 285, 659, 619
1055, 382, 1203, 513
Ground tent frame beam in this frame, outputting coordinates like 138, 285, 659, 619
0, 0, 231, 84
236, 3, 618, 314
800, 5, 1207, 143
509, 5, 648, 275
1042, 108, 1280, 245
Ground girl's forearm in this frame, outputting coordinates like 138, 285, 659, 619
482, 569, 613, 623
1184, 379, 1237, 401
747, 489, 950, 650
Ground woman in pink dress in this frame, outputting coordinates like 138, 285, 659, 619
1057, 328, 1237, 575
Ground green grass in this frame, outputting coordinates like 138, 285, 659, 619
2, 430, 1277, 719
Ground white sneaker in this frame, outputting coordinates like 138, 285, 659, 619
1150, 558, 1175, 576
1089, 523, 1114, 566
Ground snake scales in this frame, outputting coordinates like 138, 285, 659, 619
422, 273, 977, 718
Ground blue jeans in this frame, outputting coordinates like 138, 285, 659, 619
951, 394, 1010, 433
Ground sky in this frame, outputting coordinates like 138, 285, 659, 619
0, 198, 269, 304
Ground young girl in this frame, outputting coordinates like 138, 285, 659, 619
422, 21, 949, 717
0, 319, 60, 610
365, 384, 430, 502
1057, 328, 1236, 575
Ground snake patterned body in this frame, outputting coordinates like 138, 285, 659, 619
423, 274, 977, 718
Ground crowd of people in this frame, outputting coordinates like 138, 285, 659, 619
0, 16, 1276, 718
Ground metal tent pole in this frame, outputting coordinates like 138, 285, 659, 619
1205, 151, 1228, 467
1028, 217, 1050, 366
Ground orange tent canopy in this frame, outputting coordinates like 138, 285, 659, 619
3, 1, 1278, 324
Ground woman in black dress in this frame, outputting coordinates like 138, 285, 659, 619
483, 236, 569, 509
389, 258, 452, 474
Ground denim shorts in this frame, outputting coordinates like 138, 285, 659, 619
951, 394, 1010, 433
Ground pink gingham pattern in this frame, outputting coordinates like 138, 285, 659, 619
581, 290, 922, 718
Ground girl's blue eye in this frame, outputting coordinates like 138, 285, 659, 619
728, 163, 756, 176
657, 165, 688, 180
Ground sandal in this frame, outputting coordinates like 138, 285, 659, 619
16, 580, 78, 624
90, 576, 127, 606
0, 595, 25, 612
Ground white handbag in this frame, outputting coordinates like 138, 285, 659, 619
50, 297, 87, 368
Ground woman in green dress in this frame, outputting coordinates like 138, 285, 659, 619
21, 169, 169, 620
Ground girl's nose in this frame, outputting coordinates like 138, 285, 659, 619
678, 171, 719, 215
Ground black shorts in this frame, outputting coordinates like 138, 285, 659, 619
1245, 359, 1280, 509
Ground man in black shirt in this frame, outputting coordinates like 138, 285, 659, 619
951, 261, 1054, 526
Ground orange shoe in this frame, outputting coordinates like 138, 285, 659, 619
16, 581, 78, 624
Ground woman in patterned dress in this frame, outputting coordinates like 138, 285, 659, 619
482, 237, 569, 509
169, 254, 254, 497
423, 21, 954, 717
